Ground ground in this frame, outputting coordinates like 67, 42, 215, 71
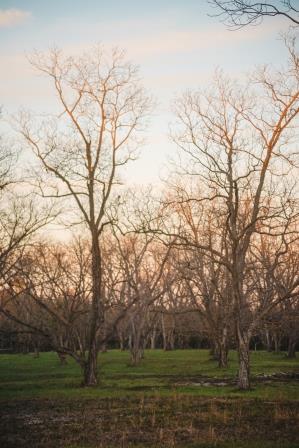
0, 350, 298, 447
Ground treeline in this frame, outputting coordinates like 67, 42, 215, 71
1, 276, 298, 359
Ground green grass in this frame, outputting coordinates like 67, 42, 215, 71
0, 349, 298, 400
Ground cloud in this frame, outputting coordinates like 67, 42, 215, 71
0, 9, 31, 28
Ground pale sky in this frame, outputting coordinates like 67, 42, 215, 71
0, 0, 294, 185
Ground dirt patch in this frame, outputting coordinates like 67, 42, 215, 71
1, 396, 298, 447
175, 372, 299, 387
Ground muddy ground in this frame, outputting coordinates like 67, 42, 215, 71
1, 396, 299, 447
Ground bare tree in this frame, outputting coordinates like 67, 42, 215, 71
0, 114, 56, 335
0, 240, 92, 364
209, 0, 299, 28
170, 38, 299, 389
114, 231, 174, 365
17, 47, 151, 385
251, 233, 299, 357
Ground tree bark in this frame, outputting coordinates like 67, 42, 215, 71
82, 231, 102, 386
83, 343, 98, 386
237, 331, 250, 390
218, 328, 229, 368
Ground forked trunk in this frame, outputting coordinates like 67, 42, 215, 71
130, 346, 143, 366
130, 334, 143, 365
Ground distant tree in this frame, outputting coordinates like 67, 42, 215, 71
114, 232, 174, 365
0, 115, 55, 341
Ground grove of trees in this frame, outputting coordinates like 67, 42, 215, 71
0, 35, 298, 390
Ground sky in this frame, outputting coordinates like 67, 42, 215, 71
0, 0, 295, 185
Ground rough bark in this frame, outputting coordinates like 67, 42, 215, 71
83, 344, 98, 386
82, 232, 102, 386
237, 331, 250, 390
218, 328, 228, 368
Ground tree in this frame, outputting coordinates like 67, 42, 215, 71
17, 47, 151, 386
170, 38, 299, 389
1, 240, 90, 361
0, 112, 55, 340
209, 0, 299, 28
114, 231, 174, 365
252, 234, 299, 357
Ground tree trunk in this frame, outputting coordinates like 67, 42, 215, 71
287, 336, 296, 358
150, 328, 157, 349
217, 327, 229, 368
162, 313, 175, 351
130, 347, 143, 366
83, 342, 98, 386
128, 334, 132, 351
129, 319, 144, 366
130, 336, 143, 366
237, 331, 250, 390
82, 231, 102, 386
119, 334, 125, 351
273, 334, 280, 353
265, 329, 272, 352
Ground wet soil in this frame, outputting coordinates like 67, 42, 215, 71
1, 396, 298, 447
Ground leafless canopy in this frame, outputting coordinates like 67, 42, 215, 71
209, 1, 299, 28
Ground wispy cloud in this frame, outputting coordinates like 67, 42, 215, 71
0, 9, 31, 28
112, 23, 277, 59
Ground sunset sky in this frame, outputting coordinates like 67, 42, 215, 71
0, 0, 293, 183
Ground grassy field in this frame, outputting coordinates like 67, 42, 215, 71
0, 349, 298, 447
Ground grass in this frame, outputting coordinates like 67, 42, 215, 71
0, 349, 298, 447
0, 349, 298, 400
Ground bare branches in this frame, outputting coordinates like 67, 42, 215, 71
14, 46, 152, 385
170, 36, 299, 389
209, 1, 299, 28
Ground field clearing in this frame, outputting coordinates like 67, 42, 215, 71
0, 350, 298, 447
